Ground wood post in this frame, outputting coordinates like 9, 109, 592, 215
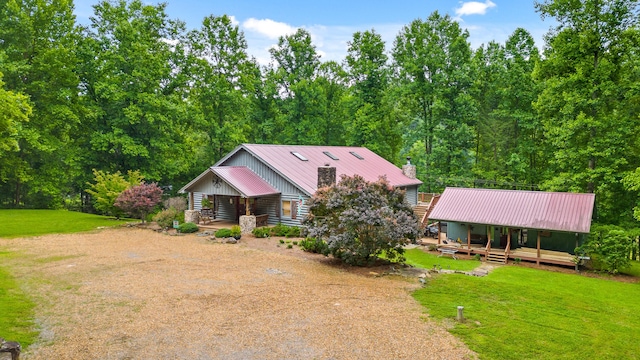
536, 232, 541, 265
438, 222, 442, 244
189, 192, 194, 210
245, 198, 250, 216
467, 224, 471, 251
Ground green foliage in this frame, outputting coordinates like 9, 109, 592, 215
279, 239, 285, 244
153, 207, 184, 229
299, 237, 330, 256
86, 169, 143, 218
473, 253, 482, 261
287, 244, 293, 249
215, 228, 232, 238
230, 225, 242, 237
177, 222, 198, 233
534, 0, 640, 223
304, 174, 421, 266
252, 227, 270, 238
270, 223, 300, 237
414, 265, 640, 359
0, 210, 130, 238
578, 225, 633, 274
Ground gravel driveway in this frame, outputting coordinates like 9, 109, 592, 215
1, 227, 475, 359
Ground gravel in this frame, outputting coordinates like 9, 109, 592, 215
1, 227, 475, 360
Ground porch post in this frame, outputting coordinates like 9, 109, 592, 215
438, 222, 442, 244
507, 228, 511, 250
189, 192, 194, 210
536, 232, 541, 265
467, 224, 471, 251
245, 198, 250, 215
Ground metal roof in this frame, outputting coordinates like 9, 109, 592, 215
429, 187, 595, 233
216, 144, 422, 196
211, 166, 280, 198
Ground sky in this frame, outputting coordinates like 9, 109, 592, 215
74, 0, 554, 65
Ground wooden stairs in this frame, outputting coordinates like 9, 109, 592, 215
486, 250, 507, 264
414, 194, 440, 227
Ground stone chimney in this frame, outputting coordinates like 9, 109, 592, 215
402, 157, 416, 179
317, 163, 337, 188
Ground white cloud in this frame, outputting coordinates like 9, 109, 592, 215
455, 1, 497, 17
242, 18, 297, 40
229, 15, 239, 26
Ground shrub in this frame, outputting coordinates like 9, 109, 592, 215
153, 207, 183, 229
292, 241, 298, 245
473, 253, 482, 261
303, 175, 421, 266
279, 239, 285, 244
578, 226, 633, 274
230, 225, 242, 238
163, 197, 187, 212
114, 183, 163, 222
252, 227, 270, 238
299, 237, 330, 256
287, 244, 293, 249
514, 257, 522, 264
86, 169, 143, 218
215, 228, 232, 238
285, 226, 300, 237
428, 244, 438, 251
178, 222, 199, 233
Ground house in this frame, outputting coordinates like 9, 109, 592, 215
428, 187, 595, 266
179, 144, 422, 231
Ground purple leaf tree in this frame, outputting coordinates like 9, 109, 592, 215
115, 183, 163, 222
303, 174, 421, 266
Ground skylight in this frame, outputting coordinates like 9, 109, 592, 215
349, 151, 364, 160
323, 151, 339, 160
291, 151, 308, 161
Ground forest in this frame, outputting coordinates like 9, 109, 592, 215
1, 0, 640, 228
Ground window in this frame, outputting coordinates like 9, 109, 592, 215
282, 200, 298, 219
323, 151, 339, 160
349, 151, 364, 160
291, 151, 308, 161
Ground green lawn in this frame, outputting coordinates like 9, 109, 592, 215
413, 265, 640, 360
0, 209, 131, 238
0, 251, 37, 347
403, 248, 481, 272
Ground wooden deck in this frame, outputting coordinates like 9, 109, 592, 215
418, 235, 575, 267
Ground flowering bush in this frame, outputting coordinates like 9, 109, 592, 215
303, 174, 420, 266
115, 183, 163, 222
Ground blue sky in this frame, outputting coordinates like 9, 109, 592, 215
74, 0, 553, 65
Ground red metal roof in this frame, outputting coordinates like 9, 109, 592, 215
224, 144, 422, 195
212, 166, 280, 197
429, 187, 595, 233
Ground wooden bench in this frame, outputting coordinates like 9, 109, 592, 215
200, 208, 215, 224
255, 214, 269, 227
438, 248, 458, 260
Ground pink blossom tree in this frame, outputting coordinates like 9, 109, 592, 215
115, 183, 163, 222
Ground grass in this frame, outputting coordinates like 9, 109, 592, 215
0, 209, 131, 238
0, 251, 38, 347
413, 265, 640, 360
402, 248, 481, 272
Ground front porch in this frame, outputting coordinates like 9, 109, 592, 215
420, 234, 576, 267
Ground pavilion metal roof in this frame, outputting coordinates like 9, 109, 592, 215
429, 187, 595, 234
216, 144, 422, 196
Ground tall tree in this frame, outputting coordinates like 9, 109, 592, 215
534, 0, 640, 223
186, 14, 258, 163
392, 12, 476, 191
78, 0, 194, 185
344, 30, 400, 161
471, 29, 542, 189
0, 0, 81, 207
0, 72, 32, 186
269, 28, 328, 144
